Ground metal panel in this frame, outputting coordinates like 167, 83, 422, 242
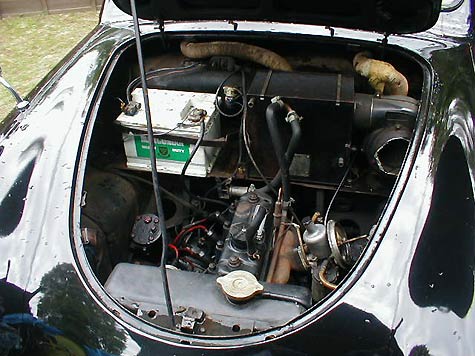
105, 263, 311, 335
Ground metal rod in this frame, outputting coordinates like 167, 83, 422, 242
130, 0, 175, 328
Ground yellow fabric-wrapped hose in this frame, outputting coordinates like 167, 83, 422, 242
180, 40, 292, 72
353, 52, 409, 96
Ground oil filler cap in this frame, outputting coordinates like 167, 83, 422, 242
216, 270, 264, 302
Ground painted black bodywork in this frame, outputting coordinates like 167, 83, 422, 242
1, 1, 475, 354
111, 0, 442, 34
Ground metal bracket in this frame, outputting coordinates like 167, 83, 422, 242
179, 307, 205, 333
157, 18, 167, 48
380, 32, 390, 58
228, 20, 238, 31
0, 67, 29, 112
260, 70, 273, 99
325, 26, 335, 37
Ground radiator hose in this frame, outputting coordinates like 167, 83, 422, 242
259, 99, 302, 201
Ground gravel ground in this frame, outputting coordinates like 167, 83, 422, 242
0, 11, 99, 121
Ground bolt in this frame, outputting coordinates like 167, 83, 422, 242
228, 256, 241, 267
223, 86, 238, 98
175, 306, 186, 313
199, 327, 206, 333
251, 252, 261, 260
154, 217, 159, 223
236, 166, 246, 178
143, 215, 152, 224
112, 309, 120, 317
248, 192, 259, 203
337, 157, 345, 168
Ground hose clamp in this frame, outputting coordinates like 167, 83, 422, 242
285, 110, 302, 123
270, 96, 283, 105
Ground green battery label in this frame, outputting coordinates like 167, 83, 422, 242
134, 135, 190, 162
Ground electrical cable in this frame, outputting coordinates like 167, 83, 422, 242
241, 71, 277, 194
120, 114, 193, 139
180, 120, 229, 208
215, 94, 244, 118
181, 120, 205, 178
126, 63, 201, 102
203, 123, 244, 200
130, 0, 175, 328
181, 218, 208, 230
240, 72, 301, 226
168, 244, 180, 259
237, 120, 244, 173
152, 114, 190, 137
324, 154, 356, 226
107, 169, 205, 214
213, 69, 243, 118
173, 224, 208, 246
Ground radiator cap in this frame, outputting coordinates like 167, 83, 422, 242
217, 270, 264, 302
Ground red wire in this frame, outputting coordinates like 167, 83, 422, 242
172, 224, 208, 245
182, 257, 195, 271
178, 246, 199, 257
168, 244, 179, 259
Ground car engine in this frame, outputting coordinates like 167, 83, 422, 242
79, 37, 420, 336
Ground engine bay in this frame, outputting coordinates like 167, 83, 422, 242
79, 35, 421, 336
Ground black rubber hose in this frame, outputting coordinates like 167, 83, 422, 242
245, 205, 267, 257
148, 69, 242, 94
264, 101, 292, 202
261, 118, 302, 195
261, 291, 311, 309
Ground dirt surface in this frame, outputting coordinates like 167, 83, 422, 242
0, 11, 99, 121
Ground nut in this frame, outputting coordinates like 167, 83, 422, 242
228, 256, 241, 268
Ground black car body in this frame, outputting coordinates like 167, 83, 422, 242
1, 0, 475, 354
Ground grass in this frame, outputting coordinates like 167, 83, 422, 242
0, 11, 99, 121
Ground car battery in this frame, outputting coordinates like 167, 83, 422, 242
116, 88, 221, 177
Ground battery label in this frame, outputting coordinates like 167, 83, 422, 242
134, 135, 190, 162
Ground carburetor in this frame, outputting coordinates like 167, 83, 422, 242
302, 217, 369, 300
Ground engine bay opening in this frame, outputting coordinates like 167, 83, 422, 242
77, 34, 422, 337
